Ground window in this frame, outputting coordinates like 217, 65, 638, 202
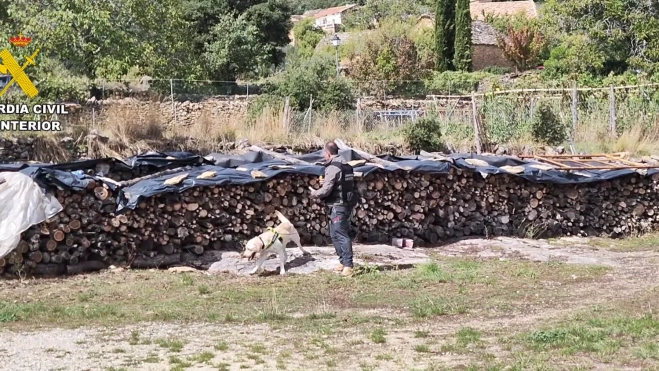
323, 18, 327, 24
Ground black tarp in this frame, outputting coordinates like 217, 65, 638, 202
4, 148, 659, 212
123, 151, 213, 169
0, 151, 213, 193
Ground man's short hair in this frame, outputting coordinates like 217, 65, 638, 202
324, 141, 339, 155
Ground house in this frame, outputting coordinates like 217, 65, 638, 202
470, 0, 538, 20
289, 4, 359, 45
313, 4, 358, 31
415, 0, 538, 71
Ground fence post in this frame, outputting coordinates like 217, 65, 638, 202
283, 96, 291, 134
471, 91, 482, 154
609, 85, 617, 137
356, 98, 361, 131
570, 82, 578, 154
170, 79, 176, 125
246, 82, 249, 98
307, 95, 313, 133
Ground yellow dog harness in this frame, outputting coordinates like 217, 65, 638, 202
258, 227, 282, 249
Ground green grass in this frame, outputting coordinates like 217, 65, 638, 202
156, 338, 186, 352
0, 259, 610, 329
414, 344, 431, 353
2, 251, 659, 370
214, 341, 229, 351
498, 309, 659, 368
370, 328, 386, 344
456, 327, 481, 346
525, 313, 659, 355
169, 356, 191, 367
410, 297, 468, 318
587, 233, 659, 252
188, 351, 215, 364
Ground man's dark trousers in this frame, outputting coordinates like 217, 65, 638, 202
329, 205, 353, 268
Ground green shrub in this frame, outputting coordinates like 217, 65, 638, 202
247, 94, 285, 118
424, 71, 494, 95
403, 116, 444, 154
482, 66, 511, 75
260, 56, 355, 112
530, 102, 567, 146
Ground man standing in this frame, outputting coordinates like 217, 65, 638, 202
309, 141, 358, 277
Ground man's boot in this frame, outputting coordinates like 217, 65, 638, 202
334, 263, 344, 272
341, 267, 354, 277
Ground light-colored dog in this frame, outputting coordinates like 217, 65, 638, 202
241, 210, 310, 275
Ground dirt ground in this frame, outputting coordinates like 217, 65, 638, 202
1, 236, 659, 371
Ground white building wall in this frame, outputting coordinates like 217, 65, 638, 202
315, 13, 344, 27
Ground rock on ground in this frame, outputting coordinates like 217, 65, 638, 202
207, 245, 430, 275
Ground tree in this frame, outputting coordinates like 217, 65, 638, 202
453, 0, 472, 71
343, 0, 425, 30
486, 14, 545, 72
290, 18, 325, 60
203, 13, 270, 80
258, 55, 355, 111
347, 24, 427, 96
5, 0, 193, 80
182, 0, 293, 80
541, 0, 659, 76
243, 0, 293, 69
434, 0, 455, 72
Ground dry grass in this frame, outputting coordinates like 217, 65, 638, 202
5, 94, 659, 158
576, 119, 659, 156
85, 103, 407, 158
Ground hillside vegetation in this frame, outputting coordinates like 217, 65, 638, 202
1, 0, 659, 155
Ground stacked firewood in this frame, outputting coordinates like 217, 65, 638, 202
0, 180, 122, 277
3, 165, 659, 277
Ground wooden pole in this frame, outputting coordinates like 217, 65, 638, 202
471, 91, 482, 154
283, 96, 291, 134
609, 85, 617, 137
170, 79, 176, 125
570, 82, 578, 154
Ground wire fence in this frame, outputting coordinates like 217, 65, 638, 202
9, 77, 659, 154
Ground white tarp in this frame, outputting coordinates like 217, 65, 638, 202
0, 171, 63, 260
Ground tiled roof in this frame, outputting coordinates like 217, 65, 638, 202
470, 0, 537, 20
419, 1, 537, 22
313, 4, 358, 19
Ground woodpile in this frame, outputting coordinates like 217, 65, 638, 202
1, 179, 121, 277
3, 162, 659, 277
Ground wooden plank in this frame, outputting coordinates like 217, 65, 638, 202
566, 159, 597, 168
534, 156, 570, 169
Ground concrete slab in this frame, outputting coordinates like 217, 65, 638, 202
207, 244, 430, 276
